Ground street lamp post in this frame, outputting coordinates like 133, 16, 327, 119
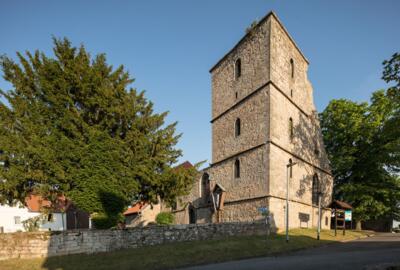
286, 161, 297, 243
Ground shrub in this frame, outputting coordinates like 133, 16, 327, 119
156, 212, 174, 225
92, 213, 124, 229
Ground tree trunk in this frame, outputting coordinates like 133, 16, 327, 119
356, 220, 362, 230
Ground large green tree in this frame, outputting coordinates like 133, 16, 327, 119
0, 38, 198, 226
320, 53, 400, 229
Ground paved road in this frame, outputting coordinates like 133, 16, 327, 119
182, 233, 400, 270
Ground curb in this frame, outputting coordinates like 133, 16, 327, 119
339, 232, 375, 243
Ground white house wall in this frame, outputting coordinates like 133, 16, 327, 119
0, 204, 66, 233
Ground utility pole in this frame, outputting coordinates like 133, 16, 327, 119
317, 191, 322, 240
286, 161, 297, 243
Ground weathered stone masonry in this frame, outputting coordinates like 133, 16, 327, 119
171, 11, 333, 229
0, 222, 267, 260
208, 11, 333, 229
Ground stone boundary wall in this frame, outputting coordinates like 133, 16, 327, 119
0, 222, 267, 260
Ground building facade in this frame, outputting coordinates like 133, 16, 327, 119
173, 11, 333, 230
0, 195, 90, 233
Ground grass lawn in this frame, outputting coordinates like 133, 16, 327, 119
0, 229, 371, 270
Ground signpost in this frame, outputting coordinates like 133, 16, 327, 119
258, 207, 268, 214
258, 207, 271, 237
345, 210, 352, 230
344, 210, 352, 221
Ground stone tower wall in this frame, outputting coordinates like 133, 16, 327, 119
206, 12, 333, 229
211, 18, 271, 120
212, 88, 269, 163
210, 145, 269, 202
268, 15, 333, 213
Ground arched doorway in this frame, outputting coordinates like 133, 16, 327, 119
201, 173, 210, 203
189, 205, 196, 224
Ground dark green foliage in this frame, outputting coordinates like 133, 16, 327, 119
92, 213, 124, 229
0, 38, 199, 219
320, 53, 400, 223
156, 212, 174, 225
382, 52, 400, 91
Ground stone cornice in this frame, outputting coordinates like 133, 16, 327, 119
210, 139, 332, 176
268, 140, 332, 176
211, 80, 310, 124
223, 195, 331, 210
211, 142, 266, 167
211, 81, 270, 123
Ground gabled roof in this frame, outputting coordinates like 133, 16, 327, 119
330, 200, 353, 210
213, 183, 226, 192
174, 161, 194, 170
123, 201, 147, 216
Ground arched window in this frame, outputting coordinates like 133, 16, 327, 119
201, 173, 210, 200
234, 159, 240, 178
235, 118, 241, 137
312, 174, 319, 205
235, 58, 241, 79
290, 58, 294, 78
189, 205, 196, 224
289, 158, 293, 178
289, 117, 294, 141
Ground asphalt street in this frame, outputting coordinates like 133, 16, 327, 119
182, 233, 400, 270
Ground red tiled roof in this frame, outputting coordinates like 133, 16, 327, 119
174, 161, 194, 170
123, 201, 147, 216
25, 194, 69, 213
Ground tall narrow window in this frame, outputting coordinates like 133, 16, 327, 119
235, 58, 241, 79
312, 174, 319, 205
189, 205, 196, 224
290, 58, 294, 78
289, 117, 294, 141
201, 173, 210, 200
235, 118, 241, 137
290, 89, 293, 98
314, 140, 320, 156
289, 158, 293, 178
234, 159, 240, 178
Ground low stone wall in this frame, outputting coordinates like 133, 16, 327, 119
0, 221, 267, 260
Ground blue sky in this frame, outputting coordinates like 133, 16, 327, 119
0, 0, 399, 166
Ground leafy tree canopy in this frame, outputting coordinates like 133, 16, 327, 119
0, 38, 199, 219
320, 53, 400, 224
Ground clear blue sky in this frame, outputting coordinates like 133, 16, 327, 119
1, 0, 399, 166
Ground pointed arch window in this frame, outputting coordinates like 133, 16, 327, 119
312, 174, 319, 205
235, 118, 241, 137
235, 58, 241, 79
234, 159, 240, 178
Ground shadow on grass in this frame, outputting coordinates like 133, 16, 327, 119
39, 233, 334, 270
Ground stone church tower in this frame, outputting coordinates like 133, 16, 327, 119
170, 11, 333, 230
207, 11, 333, 229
